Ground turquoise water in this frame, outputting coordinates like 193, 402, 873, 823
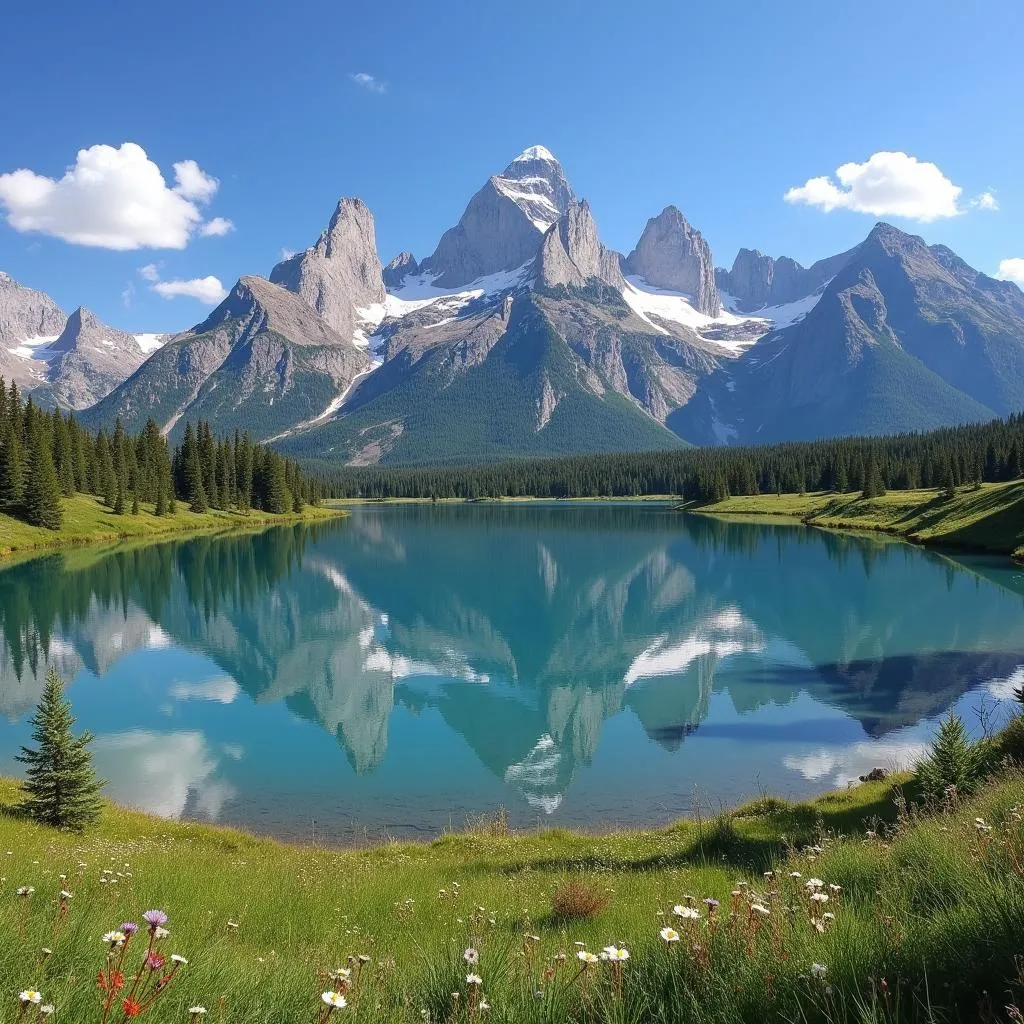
1, 504, 1022, 842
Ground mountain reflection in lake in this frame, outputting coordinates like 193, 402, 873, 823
1, 504, 1022, 842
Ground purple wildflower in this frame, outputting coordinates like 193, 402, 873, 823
143, 910, 168, 930
704, 898, 720, 909
120, 922, 139, 936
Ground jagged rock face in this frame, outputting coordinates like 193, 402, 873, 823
0, 271, 67, 385
383, 251, 419, 289
719, 246, 856, 311
41, 307, 148, 409
269, 198, 385, 341
625, 206, 720, 315
85, 275, 369, 441
536, 201, 625, 292
0, 271, 66, 348
422, 146, 575, 288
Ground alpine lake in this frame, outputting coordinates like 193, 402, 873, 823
2, 503, 1023, 844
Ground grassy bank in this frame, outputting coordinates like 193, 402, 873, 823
694, 480, 1024, 561
2, 725, 1024, 1023
0, 495, 344, 559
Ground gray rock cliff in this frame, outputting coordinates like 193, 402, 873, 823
269, 198, 386, 340
625, 206, 720, 315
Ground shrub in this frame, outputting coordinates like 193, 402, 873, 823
915, 712, 986, 801
550, 878, 609, 920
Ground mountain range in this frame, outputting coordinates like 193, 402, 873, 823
3, 145, 1023, 464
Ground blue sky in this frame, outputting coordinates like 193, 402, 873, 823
1, 0, 1021, 333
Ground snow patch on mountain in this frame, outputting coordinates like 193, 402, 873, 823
512, 145, 557, 163
622, 277, 749, 332
719, 286, 828, 330
135, 333, 167, 354
6, 334, 60, 360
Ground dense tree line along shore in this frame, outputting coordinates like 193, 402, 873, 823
320, 414, 1024, 502
0, 377, 318, 530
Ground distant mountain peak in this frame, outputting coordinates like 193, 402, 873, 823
269, 197, 385, 342
510, 144, 558, 164
421, 148, 575, 288
625, 206, 719, 316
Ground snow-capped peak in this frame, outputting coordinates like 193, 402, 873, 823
512, 145, 557, 163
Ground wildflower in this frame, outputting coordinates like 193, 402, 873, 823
171, 954, 188, 966
789, 872, 802, 879
19, 991, 43, 1005
823, 912, 836, 922
329, 968, 352, 983
154, 927, 170, 940
750, 903, 770, 916
121, 922, 139, 935
142, 910, 168, 931
466, 974, 482, 986
577, 951, 599, 964
17, 886, 35, 896
479, 999, 491, 1010
40, 948, 52, 959
102, 931, 127, 947
703, 897, 720, 910
59, 890, 73, 900
804, 879, 824, 890
659, 927, 680, 943
226, 921, 239, 931
321, 992, 347, 1008
601, 946, 629, 961
810, 892, 829, 904
811, 963, 827, 978
122, 1000, 142, 1018
144, 952, 166, 972
672, 905, 701, 920
39, 1007, 54, 1018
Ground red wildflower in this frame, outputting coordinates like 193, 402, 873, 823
97, 971, 125, 991
144, 952, 166, 972
122, 998, 143, 1017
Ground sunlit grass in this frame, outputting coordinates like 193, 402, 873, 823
0, 495, 343, 559
697, 480, 1024, 559
1, 757, 1023, 1022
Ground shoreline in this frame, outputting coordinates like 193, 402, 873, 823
684, 483, 1024, 565
0, 495, 346, 563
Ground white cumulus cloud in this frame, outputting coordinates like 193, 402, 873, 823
350, 71, 386, 94
138, 262, 161, 282
971, 191, 999, 211
784, 151, 964, 222
996, 258, 1024, 286
199, 216, 234, 237
0, 143, 226, 250
172, 159, 219, 202
152, 276, 227, 303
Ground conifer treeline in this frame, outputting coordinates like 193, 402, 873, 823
0, 378, 318, 530
319, 414, 1024, 502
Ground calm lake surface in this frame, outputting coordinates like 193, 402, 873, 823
1, 505, 1023, 842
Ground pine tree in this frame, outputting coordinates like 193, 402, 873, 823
0, 422, 24, 509
23, 426, 64, 529
914, 713, 985, 801
155, 480, 168, 517
15, 669, 104, 830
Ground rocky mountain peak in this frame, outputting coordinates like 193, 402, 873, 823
625, 206, 720, 315
420, 146, 576, 289
0, 271, 67, 350
536, 200, 624, 292
383, 251, 420, 289
269, 197, 385, 342
719, 242, 858, 312
50, 306, 137, 355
